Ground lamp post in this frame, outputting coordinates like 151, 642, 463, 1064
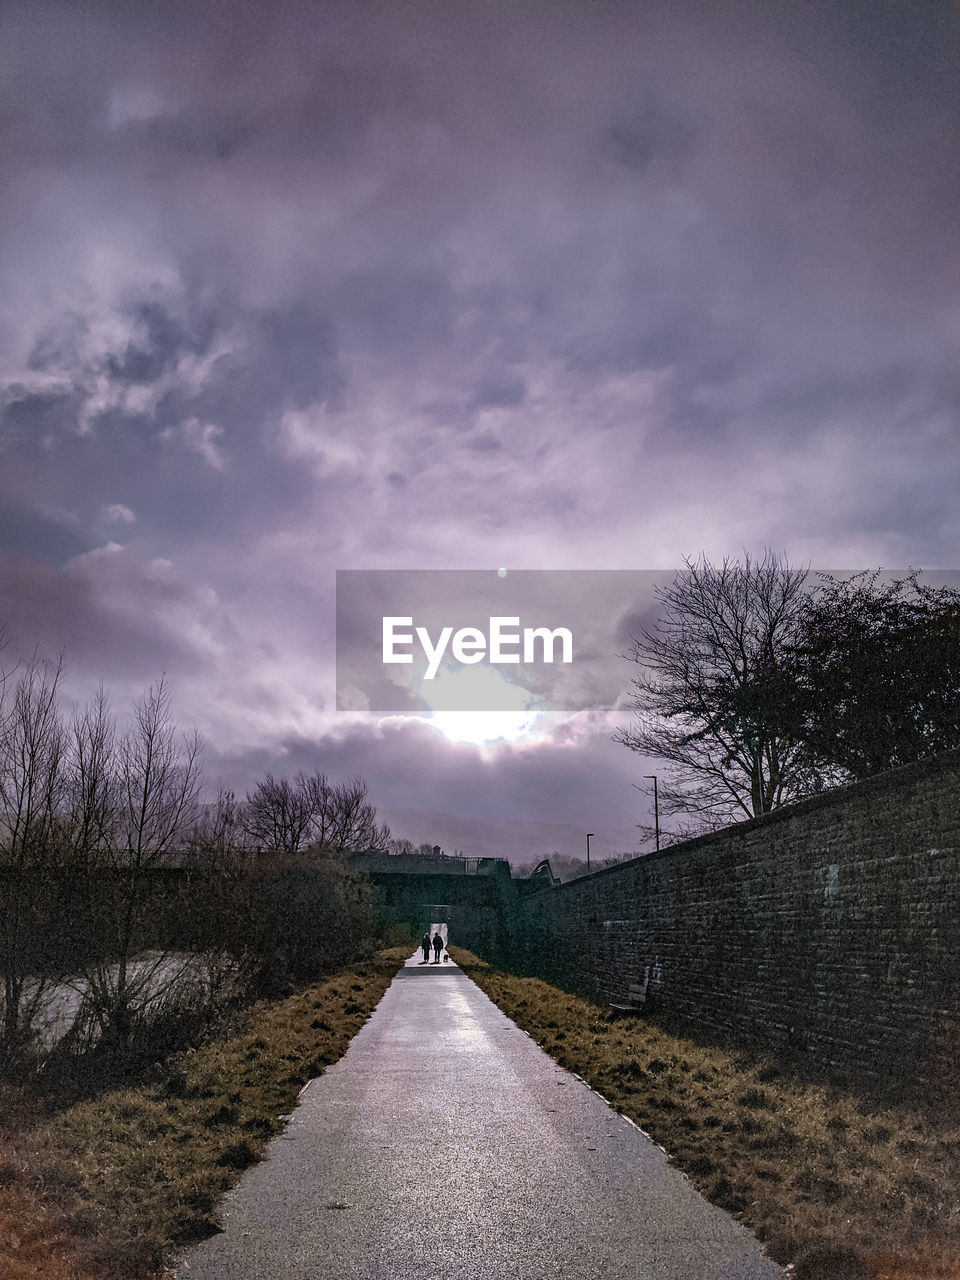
586, 831, 594, 872
643, 775, 660, 851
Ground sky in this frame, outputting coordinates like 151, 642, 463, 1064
1, 0, 959, 861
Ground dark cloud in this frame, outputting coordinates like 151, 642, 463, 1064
0, 501, 86, 565
466, 432, 502, 454
470, 376, 526, 410
0, 549, 198, 678
206, 715, 647, 832
606, 107, 698, 174
0, 289, 349, 559
115, 112, 253, 164
27, 314, 89, 373
2, 388, 84, 440
242, 302, 343, 411
333, 265, 462, 356
103, 300, 207, 386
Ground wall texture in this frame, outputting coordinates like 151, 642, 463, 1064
509, 749, 960, 1102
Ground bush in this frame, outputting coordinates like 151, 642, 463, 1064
212, 850, 378, 995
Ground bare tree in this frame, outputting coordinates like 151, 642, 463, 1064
615, 552, 826, 835
320, 776, 390, 854
242, 770, 389, 855
300, 770, 335, 848
241, 773, 314, 853
185, 785, 243, 865
0, 655, 67, 1057
83, 677, 203, 1049
66, 686, 118, 868
388, 837, 417, 856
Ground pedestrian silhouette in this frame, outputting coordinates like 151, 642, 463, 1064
421, 933, 431, 964
432, 931, 443, 963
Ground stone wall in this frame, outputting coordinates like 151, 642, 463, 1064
509, 749, 960, 1102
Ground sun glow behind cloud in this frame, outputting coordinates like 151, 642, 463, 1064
415, 661, 546, 745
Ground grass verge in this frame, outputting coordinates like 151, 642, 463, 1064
3, 948, 407, 1278
450, 948, 960, 1280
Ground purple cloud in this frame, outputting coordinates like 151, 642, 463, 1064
2, 0, 959, 838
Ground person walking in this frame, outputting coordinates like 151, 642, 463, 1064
432, 931, 444, 963
421, 933, 431, 964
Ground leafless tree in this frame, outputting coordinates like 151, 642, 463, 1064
615, 551, 827, 836
0, 655, 67, 1056
118, 679, 203, 862
300, 770, 335, 848
65, 686, 118, 867
241, 773, 314, 853
321, 776, 390, 854
185, 785, 244, 865
83, 677, 203, 1049
388, 837, 417, 856
242, 770, 389, 855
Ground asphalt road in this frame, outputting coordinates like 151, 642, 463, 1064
176, 954, 782, 1280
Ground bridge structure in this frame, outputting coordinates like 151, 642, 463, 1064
351, 851, 556, 956
365, 863, 517, 956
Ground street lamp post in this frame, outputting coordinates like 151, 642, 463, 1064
586, 831, 594, 872
643, 775, 660, 852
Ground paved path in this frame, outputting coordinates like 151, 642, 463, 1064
177, 955, 782, 1280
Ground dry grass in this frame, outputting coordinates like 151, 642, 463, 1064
0, 1161, 106, 1280
1, 949, 407, 1278
451, 948, 960, 1280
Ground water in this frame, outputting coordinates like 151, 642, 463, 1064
23, 950, 240, 1049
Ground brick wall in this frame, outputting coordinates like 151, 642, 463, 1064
508, 749, 960, 1102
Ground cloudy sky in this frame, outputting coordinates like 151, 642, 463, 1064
1, 0, 959, 859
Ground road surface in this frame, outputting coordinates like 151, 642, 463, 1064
176, 953, 782, 1280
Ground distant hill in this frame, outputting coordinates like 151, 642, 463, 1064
377, 807, 645, 869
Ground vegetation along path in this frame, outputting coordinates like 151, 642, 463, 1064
176, 950, 779, 1280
